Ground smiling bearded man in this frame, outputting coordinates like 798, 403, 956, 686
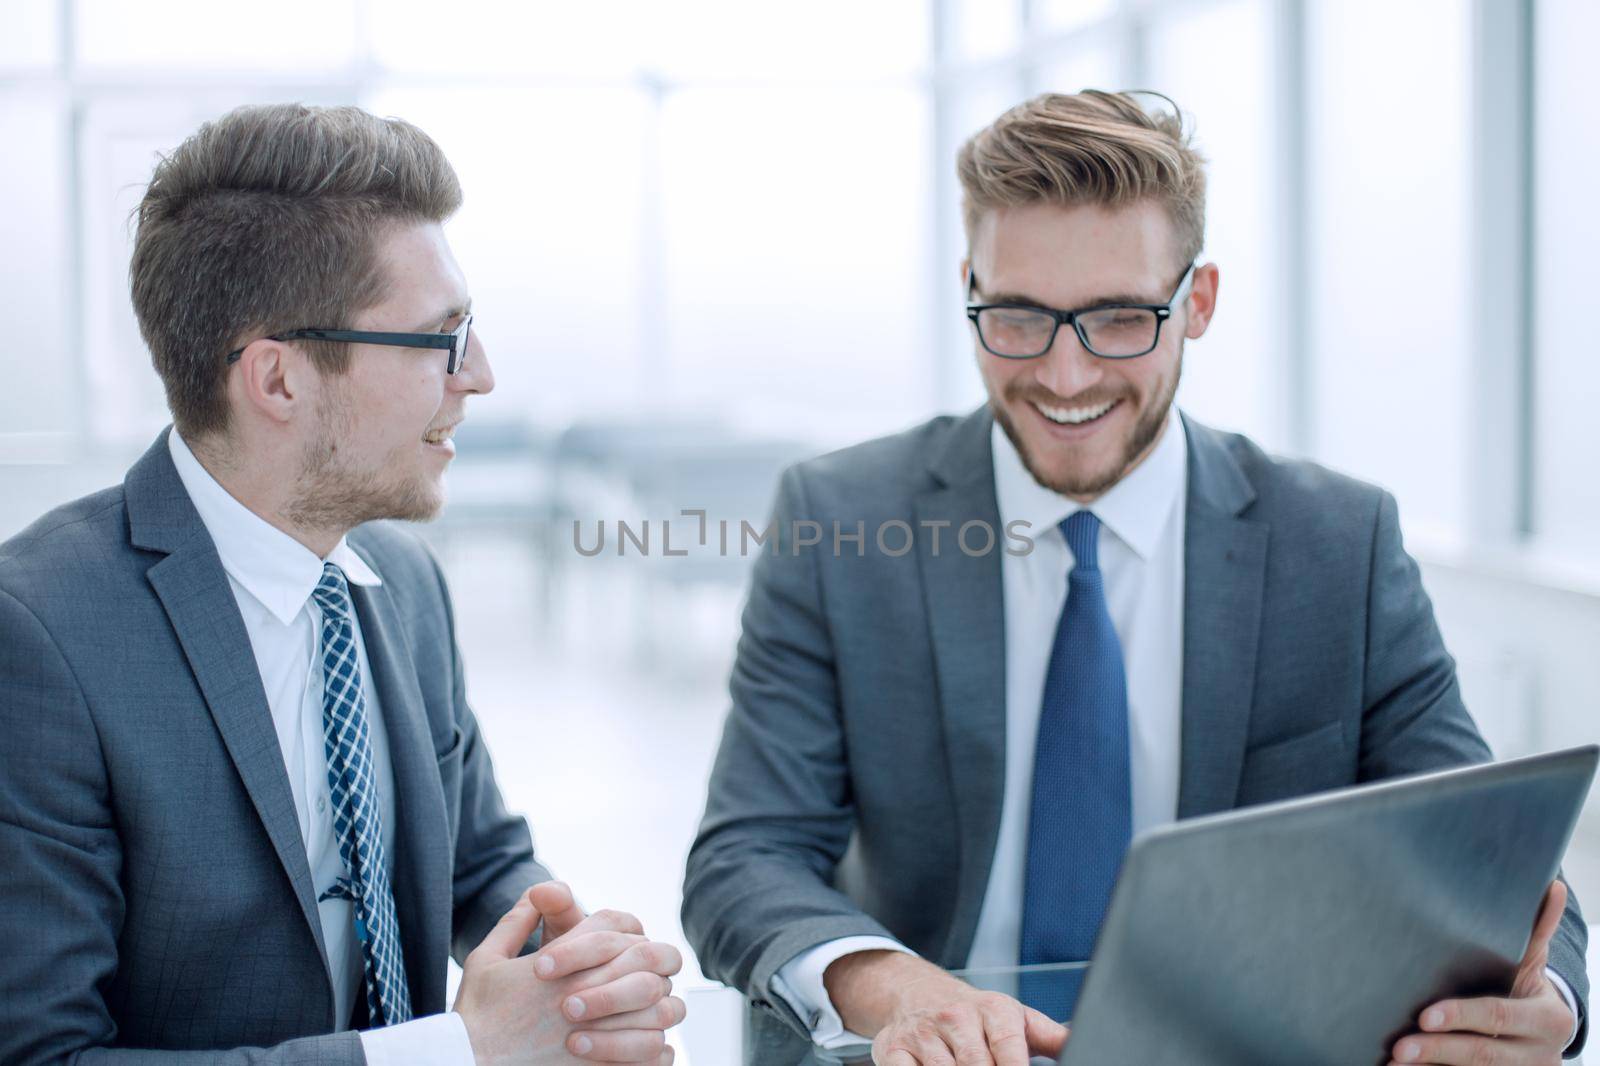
682, 89, 1589, 1066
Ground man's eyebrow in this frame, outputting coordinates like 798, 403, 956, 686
408, 296, 472, 332
975, 287, 1159, 309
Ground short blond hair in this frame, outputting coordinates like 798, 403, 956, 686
957, 89, 1207, 266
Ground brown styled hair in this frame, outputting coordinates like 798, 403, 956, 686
130, 103, 462, 438
956, 89, 1207, 266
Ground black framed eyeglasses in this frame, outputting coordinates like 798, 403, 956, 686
965, 264, 1195, 359
225, 313, 474, 374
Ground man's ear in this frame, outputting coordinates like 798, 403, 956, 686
960, 257, 972, 290
1183, 262, 1220, 340
230, 338, 307, 426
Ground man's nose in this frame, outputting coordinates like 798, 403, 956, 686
1034, 323, 1104, 399
454, 329, 494, 396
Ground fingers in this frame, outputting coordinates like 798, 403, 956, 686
530, 880, 585, 943
579, 994, 687, 1033
570, 939, 684, 990
558, 908, 647, 944
534, 930, 648, 980
871, 1008, 990, 1066
930, 1005, 991, 1066
1022, 1005, 1070, 1056
1512, 880, 1567, 997
976, 998, 1031, 1066
1391, 1030, 1529, 1064
565, 970, 674, 1023
1416, 989, 1570, 1043
874, 1022, 956, 1066
467, 889, 543, 964
567, 1027, 668, 1062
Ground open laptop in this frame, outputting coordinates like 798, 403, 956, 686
1057, 746, 1599, 1066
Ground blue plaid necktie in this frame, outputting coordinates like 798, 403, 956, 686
313, 562, 412, 1027
1018, 511, 1132, 1021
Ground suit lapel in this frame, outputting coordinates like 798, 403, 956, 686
1176, 417, 1270, 818
915, 410, 1008, 967
348, 570, 453, 1014
128, 433, 333, 999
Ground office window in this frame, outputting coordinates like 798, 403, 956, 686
660, 85, 930, 440
0, 92, 72, 446
368, 0, 644, 78
944, 0, 1024, 64
1032, 37, 1120, 96
651, 0, 929, 82
1531, 0, 1600, 561
1305, 0, 1471, 539
1033, 0, 1116, 36
0, 0, 60, 71
74, 0, 358, 72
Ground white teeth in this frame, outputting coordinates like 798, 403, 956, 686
1034, 399, 1116, 425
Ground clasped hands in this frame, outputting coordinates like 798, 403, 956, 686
454, 880, 684, 1065
831, 881, 1575, 1066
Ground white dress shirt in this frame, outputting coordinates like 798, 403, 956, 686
169, 432, 474, 1065
771, 410, 1579, 1050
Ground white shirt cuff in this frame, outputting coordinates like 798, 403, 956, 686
1545, 967, 1582, 1053
359, 1011, 477, 1066
769, 935, 916, 1050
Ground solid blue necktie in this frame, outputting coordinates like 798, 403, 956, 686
1018, 511, 1132, 1020
313, 563, 412, 1027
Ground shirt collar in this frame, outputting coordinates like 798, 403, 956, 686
991, 405, 1188, 561
167, 429, 382, 626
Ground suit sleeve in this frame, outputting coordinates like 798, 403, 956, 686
681, 467, 899, 1035
425, 557, 553, 963
0, 588, 364, 1066
1356, 492, 1588, 1052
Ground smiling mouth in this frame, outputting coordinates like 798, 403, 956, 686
422, 424, 457, 445
1031, 398, 1120, 426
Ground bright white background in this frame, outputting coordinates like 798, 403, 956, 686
2, 0, 1597, 1048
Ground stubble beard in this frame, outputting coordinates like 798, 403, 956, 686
992, 350, 1182, 499
286, 387, 443, 536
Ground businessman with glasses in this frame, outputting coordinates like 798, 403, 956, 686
0, 104, 683, 1066
684, 90, 1587, 1066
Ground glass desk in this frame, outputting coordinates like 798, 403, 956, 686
673, 962, 1088, 1066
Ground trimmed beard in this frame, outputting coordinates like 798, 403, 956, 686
286, 383, 443, 534
992, 351, 1182, 499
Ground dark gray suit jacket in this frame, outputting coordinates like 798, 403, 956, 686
682, 408, 1588, 1063
0, 430, 550, 1064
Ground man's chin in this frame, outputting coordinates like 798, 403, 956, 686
1010, 423, 1130, 498
344, 478, 445, 527
1026, 456, 1127, 499
383, 484, 445, 524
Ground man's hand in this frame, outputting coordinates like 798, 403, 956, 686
528, 880, 589, 946
824, 950, 1068, 1066
454, 884, 684, 1065
1390, 880, 1575, 1065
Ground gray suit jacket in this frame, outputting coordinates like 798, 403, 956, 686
0, 430, 550, 1064
682, 407, 1588, 1063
